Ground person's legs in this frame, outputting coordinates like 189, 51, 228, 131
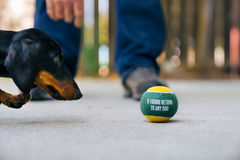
115, 0, 167, 100
32, 0, 81, 100
34, 0, 81, 77
115, 0, 167, 82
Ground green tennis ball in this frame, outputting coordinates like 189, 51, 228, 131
140, 86, 178, 122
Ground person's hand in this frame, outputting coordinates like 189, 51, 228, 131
46, 0, 83, 28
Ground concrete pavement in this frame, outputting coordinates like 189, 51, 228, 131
0, 78, 240, 160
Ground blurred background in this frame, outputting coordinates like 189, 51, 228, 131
0, 0, 239, 79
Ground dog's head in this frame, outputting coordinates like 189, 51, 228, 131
4, 29, 82, 100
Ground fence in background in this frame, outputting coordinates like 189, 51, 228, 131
161, 0, 239, 79
80, 0, 240, 79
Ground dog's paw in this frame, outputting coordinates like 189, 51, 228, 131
5, 99, 23, 109
3, 93, 31, 109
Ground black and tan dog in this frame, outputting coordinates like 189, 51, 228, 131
0, 28, 82, 109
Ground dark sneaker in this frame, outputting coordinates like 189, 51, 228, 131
31, 87, 53, 101
124, 67, 167, 100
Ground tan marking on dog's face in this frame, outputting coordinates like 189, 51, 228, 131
34, 71, 77, 100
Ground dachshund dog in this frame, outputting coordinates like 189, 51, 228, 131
0, 28, 82, 109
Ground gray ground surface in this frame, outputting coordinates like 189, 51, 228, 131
0, 78, 240, 160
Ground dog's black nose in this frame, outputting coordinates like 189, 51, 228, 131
76, 89, 83, 100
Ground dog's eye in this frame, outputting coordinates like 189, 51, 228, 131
54, 56, 60, 64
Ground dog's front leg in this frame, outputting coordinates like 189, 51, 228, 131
0, 90, 31, 109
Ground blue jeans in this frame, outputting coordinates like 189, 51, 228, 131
34, 0, 81, 77
34, 0, 167, 82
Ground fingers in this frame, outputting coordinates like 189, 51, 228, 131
63, 1, 73, 23
53, 0, 64, 20
45, 0, 83, 28
73, 0, 84, 28
46, 0, 57, 21
46, 0, 69, 22
46, 0, 64, 21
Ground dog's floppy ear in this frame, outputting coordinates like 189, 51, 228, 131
4, 39, 39, 94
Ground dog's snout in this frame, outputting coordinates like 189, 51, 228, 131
46, 83, 82, 100
35, 70, 83, 101
75, 88, 82, 100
